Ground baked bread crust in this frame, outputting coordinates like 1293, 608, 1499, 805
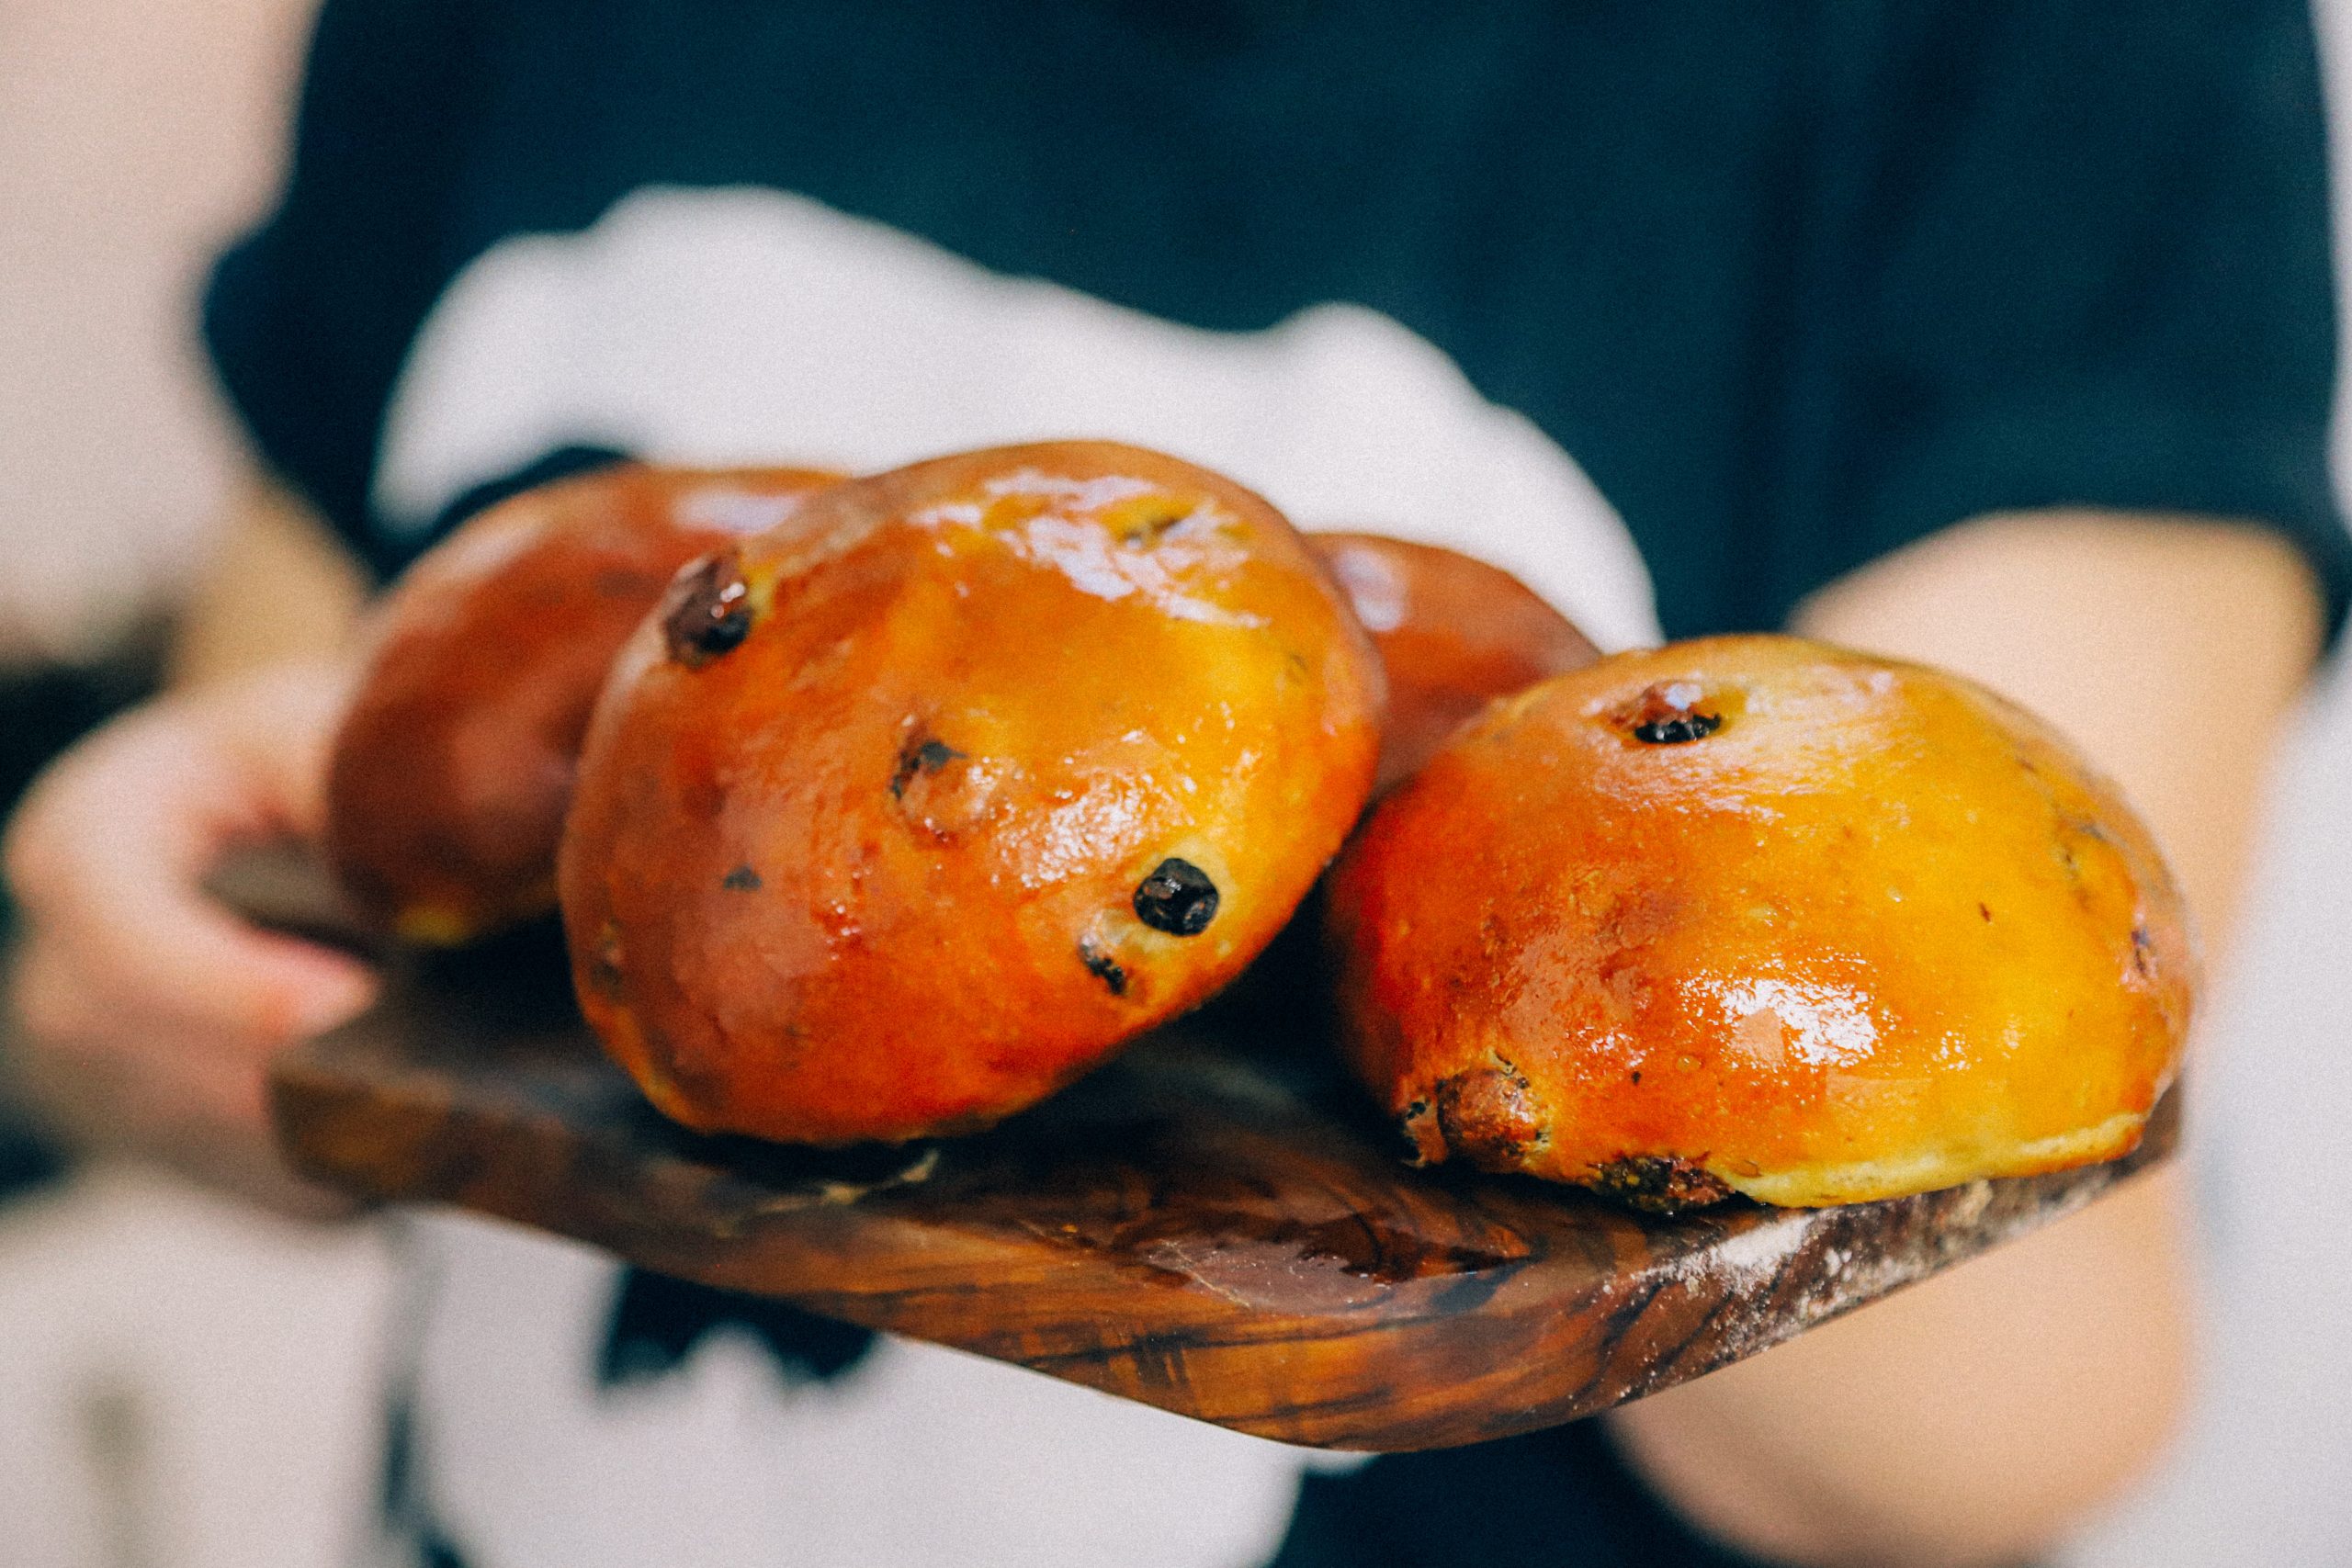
1329, 635, 2192, 1208
1309, 533, 1599, 792
561, 443, 1384, 1145
327, 465, 842, 943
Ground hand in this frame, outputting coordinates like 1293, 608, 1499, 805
3, 660, 379, 1217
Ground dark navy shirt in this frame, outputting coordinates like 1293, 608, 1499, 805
210, 0, 2350, 637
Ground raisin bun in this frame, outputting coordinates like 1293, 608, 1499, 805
1308, 534, 1600, 791
560, 442, 1385, 1145
327, 464, 841, 943
1329, 635, 2191, 1209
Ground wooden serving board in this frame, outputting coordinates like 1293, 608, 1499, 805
266, 908, 2176, 1454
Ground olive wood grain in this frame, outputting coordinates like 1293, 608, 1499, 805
266, 911, 2176, 1453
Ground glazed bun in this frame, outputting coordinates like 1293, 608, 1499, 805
560, 442, 1385, 1145
1308, 533, 1600, 790
327, 464, 841, 943
1329, 635, 2191, 1209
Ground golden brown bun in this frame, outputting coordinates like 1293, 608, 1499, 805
560, 442, 1385, 1145
1308, 534, 1600, 791
327, 464, 842, 943
1329, 635, 2192, 1209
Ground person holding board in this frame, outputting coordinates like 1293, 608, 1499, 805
5, 3, 2342, 1564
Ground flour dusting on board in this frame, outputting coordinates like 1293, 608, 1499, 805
1667, 1213, 1811, 1288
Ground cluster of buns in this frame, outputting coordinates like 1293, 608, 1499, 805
326, 444, 2189, 1208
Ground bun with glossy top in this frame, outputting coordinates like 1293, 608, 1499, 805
561, 442, 1385, 1145
1329, 635, 2192, 1209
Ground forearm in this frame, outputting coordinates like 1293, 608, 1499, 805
168, 473, 370, 689
1606, 511, 2322, 1566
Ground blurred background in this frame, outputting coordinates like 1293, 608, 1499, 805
0, 2, 392, 1564
4, 1, 2352, 1563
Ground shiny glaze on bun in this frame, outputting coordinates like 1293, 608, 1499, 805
327, 464, 842, 943
1309, 533, 1600, 790
1329, 635, 2192, 1209
561, 442, 1385, 1145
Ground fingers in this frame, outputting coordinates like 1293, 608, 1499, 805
7, 944, 359, 1222
7, 914, 366, 1223
51, 862, 378, 1043
2, 660, 378, 1220
6, 661, 377, 1043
